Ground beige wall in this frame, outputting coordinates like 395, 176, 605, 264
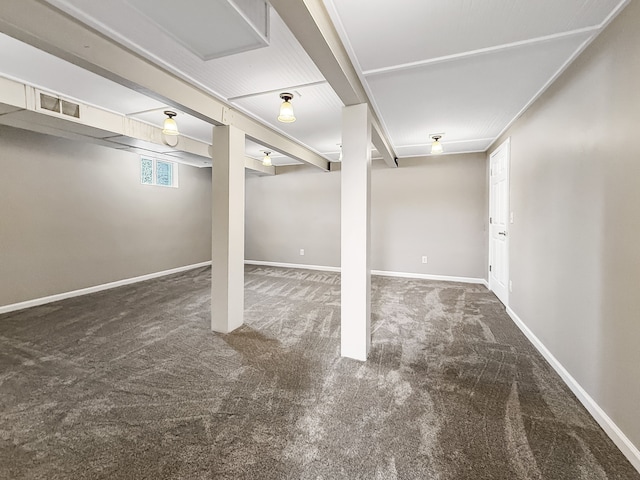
245, 165, 341, 268
372, 154, 487, 278
490, 0, 640, 450
245, 152, 487, 279
0, 126, 212, 307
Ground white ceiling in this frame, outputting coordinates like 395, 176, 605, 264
0, 0, 630, 164
325, 0, 626, 156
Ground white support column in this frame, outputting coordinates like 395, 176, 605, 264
211, 125, 245, 333
341, 103, 372, 361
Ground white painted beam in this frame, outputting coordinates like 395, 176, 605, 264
0, 0, 329, 171
0, 76, 26, 109
0, 76, 277, 174
211, 125, 246, 333
244, 156, 275, 176
270, 0, 397, 168
341, 104, 372, 361
372, 125, 398, 167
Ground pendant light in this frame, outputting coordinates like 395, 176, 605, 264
277, 93, 296, 123
430, 134, 443, 155
262, 151, 272, 167
162, 111, 179, 136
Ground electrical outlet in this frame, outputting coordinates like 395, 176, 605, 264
422, 256, 428, 264
509, 280, 513, 292
300, 249, 305, 256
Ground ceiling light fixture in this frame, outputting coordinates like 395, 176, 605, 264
162, 110, 179, 136
262, 151, 272, 167
277, 93, 296, 123
430, 134, 444, 155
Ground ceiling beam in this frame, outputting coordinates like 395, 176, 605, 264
0, 0, 329, 171
270, 0, 397, 168
244, 156, 275, 176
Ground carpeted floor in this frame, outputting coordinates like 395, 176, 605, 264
0, 265, 637, 479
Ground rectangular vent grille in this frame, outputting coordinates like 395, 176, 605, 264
39, 93, 81, 119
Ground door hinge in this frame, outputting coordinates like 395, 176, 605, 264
489, 265, 492, 272
490, 217, 492, 224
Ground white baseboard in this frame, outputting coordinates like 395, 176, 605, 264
506, 306, 640, 473
0, 261, 212, 315
372, 269, 487, 285
244, 260, 487, 286
244, 260, 341, 273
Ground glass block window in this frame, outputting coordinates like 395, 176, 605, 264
156, 161, 173, 186
141, 158, 154, 185
140, 157, 178, 187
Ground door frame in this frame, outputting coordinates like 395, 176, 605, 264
488, 137, 511, 306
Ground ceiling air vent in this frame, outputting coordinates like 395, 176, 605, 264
38, 92, 81, 119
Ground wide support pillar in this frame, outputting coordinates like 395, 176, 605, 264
211, 125, 245, 333
341, 104, 372, 361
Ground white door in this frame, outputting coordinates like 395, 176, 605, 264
489, 138, 510, 305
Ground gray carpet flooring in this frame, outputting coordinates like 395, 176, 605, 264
0, 265, 638, 479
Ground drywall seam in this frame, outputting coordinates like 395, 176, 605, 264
506, 306, 640, 473
0, 261, 212, 315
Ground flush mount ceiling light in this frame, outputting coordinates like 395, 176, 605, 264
430, 134, 444, 155
277, 93, 296, 123
262, 151, 272, 167
162, 111, 179, 136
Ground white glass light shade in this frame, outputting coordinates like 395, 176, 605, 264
278, 100, 296, 123
431, 138, 443, 154
162, 113, 179, 136
262, 152, 272, 166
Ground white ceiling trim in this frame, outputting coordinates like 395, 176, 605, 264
486, 32, 599, 152
362, 25, 601, 77
228, 80, 327, 101
600, 0, 633, 29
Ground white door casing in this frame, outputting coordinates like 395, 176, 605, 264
489, 138, 510, 305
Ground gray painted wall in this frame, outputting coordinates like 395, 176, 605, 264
490, 1, 640, 450
245, 153, 487, 279
0, 126, 212, 307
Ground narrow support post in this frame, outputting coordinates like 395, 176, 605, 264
341, 104, 372, 360
211, 125, 245, 333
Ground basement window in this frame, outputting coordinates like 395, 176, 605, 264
141, 157, 178, 187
